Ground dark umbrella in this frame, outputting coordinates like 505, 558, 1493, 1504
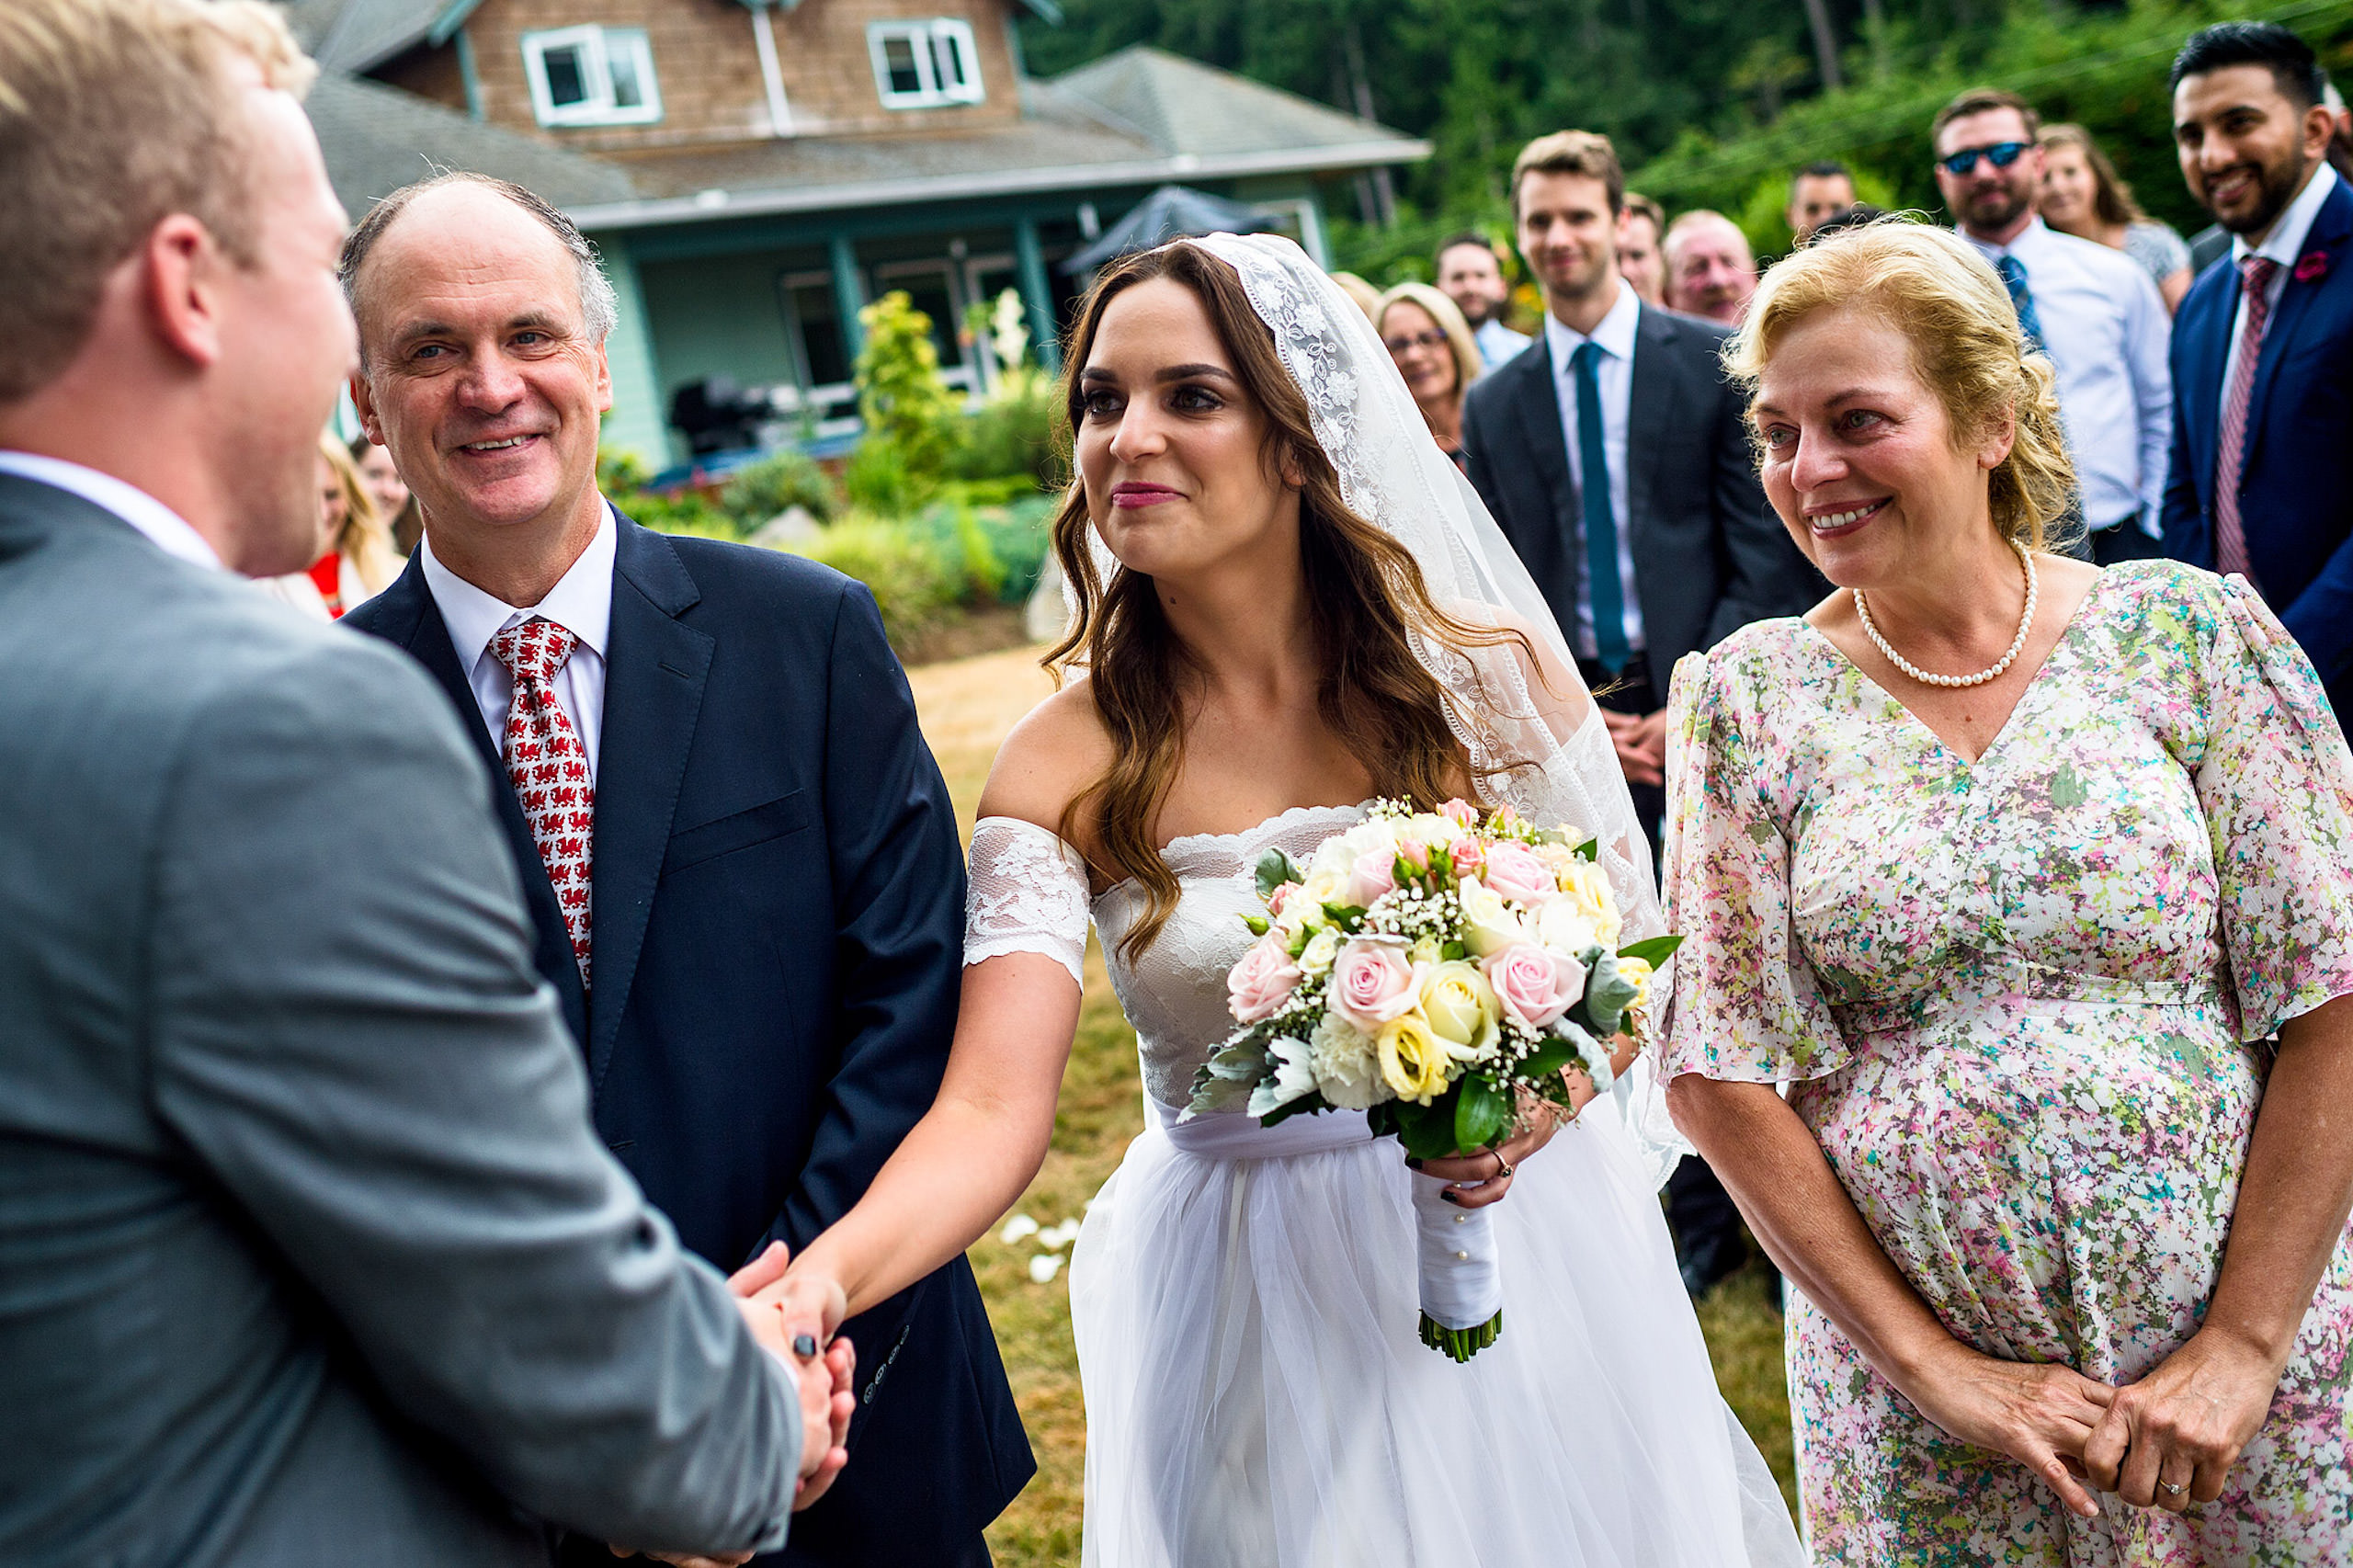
1061, 185, 1275, 275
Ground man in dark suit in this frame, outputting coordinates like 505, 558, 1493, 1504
1, 5, 848, 1564
341, 174, 1029, 1567
1461, 131, 1820, 1299
2163, 21, 2353, 715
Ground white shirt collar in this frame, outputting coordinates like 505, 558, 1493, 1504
1542, 277, 1641, 371
420, 500, 618, 676
2235, 161, 2340, 269
1959, 214, 2055, 261
0, 450, 222, 570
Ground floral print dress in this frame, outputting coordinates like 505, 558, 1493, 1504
1660, 562, 2353, 1565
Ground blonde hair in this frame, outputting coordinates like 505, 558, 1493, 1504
1328, 270, 1385, 323
319, 434, 401, 595
1724, 221, 2077, 552
1376, 283, 1483, 403
0, 0, 313, 404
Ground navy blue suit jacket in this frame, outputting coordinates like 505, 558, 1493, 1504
347, 517, 1031, 1564
2161, 175, 2353, 712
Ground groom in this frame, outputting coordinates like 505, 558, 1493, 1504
1461, 131, 1820, 1301
340, 174, 1030, 1566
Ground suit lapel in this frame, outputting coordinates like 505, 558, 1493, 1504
1509, 336, 1581, 539
2245, 181, 2352, 454
2185, 278, 2231, 507
587, 518, 713, 1091
365, 557, 590, 1042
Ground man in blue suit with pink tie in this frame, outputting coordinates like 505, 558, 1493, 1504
2162, 22, 2353, 716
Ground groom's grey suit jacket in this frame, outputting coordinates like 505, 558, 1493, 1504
0, 473, 801, 1568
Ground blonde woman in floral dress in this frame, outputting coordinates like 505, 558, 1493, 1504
1661, 221, 2353, 1563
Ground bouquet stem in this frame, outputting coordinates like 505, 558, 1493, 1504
1419, 1309, 1503, 1362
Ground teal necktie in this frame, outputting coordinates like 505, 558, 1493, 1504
1571, 340, 1630, 674
1995, 254, 2048, 358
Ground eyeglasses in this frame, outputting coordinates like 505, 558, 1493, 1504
1937, 141, 2031, 176
1383, 330, 1451, 356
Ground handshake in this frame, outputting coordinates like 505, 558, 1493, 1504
610, 1243, 856, 1568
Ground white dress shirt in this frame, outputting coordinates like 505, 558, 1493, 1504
2222, 162, 2341, 399
1542, 281, 1646, 663
1962, 217, 2173, 534
420, 503, 616, 780
1474, 317, 1532, 368
0, 451, 222, 569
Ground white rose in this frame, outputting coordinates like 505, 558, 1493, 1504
1536, 893, 1601, 957
1299, 927, 1341, 977
1456, 875, 1529, 958
1555, 858, 1623, 949
1309, 1013, 1388, 1110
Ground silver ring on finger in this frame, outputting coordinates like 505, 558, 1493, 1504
2160, 1481, 2186, 1497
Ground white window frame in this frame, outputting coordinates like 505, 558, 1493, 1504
867, 19, 984, 110
521, 25, 662, 128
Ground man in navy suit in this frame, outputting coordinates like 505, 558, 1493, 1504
2163, 22, 2353, 714
341, 174, 1029, 1568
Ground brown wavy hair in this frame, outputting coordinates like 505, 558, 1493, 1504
1044, 241, 1522, 958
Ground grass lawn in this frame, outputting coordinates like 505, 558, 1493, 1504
906, 644, 1800, 1568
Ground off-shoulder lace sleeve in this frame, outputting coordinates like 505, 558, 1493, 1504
965, 816, 1091, 988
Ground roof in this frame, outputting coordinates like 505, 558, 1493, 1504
567, 48, 1427, 233
304, 70, 636, 216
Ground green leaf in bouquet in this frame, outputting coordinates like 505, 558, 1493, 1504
1186, 1035, 1268, 1117
1517, 1033, 1579, 1079
1530, 826, 1567, 846
1440, 940, 1466, 962
1617, 933, 1684, 967
1257, 1087, 1334, 1127
1384, 1095, 1465, 1162
1574, 836, 1599, 862
1321, 903, 1368, 932
1241, 914, 1270, 937
1427, 841, 1453, 882
1453, 1073, 1511, 1152
1584, 952, 1642, 1038
1255, 847, 1302, 903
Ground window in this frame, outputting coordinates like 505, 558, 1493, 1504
867, 19, 983, 109
522, 26, 661, 128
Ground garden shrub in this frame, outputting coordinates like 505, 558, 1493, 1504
722, 449, 837, 528
779, 515, 961, 648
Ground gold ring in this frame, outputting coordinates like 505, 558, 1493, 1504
1495, 1158, 1514, 1180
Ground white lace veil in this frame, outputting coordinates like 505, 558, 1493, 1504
1076, 231, 1689, 1188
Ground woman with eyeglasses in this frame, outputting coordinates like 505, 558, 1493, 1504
1376, 282, 1483, 471
2037, 123, 2195, 312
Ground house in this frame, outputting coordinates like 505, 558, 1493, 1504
286, 0, 1431, 464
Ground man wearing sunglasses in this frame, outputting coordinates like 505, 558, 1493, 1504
1933, 88, 2174, 566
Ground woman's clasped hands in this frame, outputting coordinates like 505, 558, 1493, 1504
1912, 1329, 2282, 1520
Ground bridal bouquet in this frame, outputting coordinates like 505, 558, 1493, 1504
1186, 799, 1677, 1359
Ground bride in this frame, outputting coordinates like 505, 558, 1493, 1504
782, 233, 1801, 1565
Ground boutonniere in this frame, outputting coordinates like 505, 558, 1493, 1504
2294, 249, 2330, 283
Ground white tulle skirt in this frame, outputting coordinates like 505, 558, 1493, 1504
1068, 1096, 1805, 1568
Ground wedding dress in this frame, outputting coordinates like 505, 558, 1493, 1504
962, 234, 1803, 1566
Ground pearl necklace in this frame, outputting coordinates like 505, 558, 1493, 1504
1854, 540, 2039, 689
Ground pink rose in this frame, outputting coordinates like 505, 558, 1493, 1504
1396, 835, 1430, 873
1438, 798, 1478, 830
1483, 841, 1556, 905
2296, 249, 2330, 283
1228, 936, 1303, 1023
1448, 835, 1485, 877
1329, 938, 1421, 1032
1345, 848, 1397, 908
1266, 881, 1298, 919
1482, 941, 1587, 1028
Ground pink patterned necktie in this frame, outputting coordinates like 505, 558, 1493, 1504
2212, 255, 2280, 585
489, 616, 593, 985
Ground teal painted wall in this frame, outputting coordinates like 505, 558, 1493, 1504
597, 239, 673, 466
633, 245, 820, 463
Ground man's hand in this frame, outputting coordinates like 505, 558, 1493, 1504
1601, 708, 1667, 788
728, 1244, 856, 1511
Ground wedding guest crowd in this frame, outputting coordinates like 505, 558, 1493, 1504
1784, 160, 1859, 245
1377, 281, 1483, 470
1660, 209, 1758, 324
2038, 122, 2196, 309
1618, 192, 1669, 304
1435, 231, 1532, 364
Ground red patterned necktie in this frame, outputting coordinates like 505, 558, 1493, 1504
2211, 255, 2279, 585
489, 616, 593, 985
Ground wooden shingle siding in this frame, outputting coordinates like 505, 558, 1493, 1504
449, 0, 1022, 149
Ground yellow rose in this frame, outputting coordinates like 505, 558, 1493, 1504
1417, 960, 1500, 1062
1616, 954, 1655, 1035
1377, 1013, 1453, 1104
1554, 858, 1623, 949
